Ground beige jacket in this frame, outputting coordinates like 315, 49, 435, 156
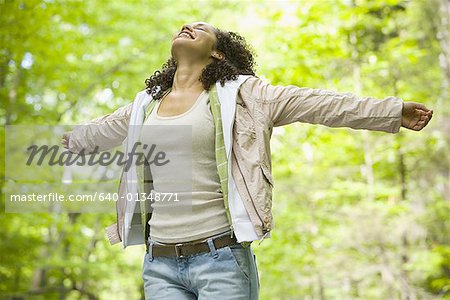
68, 76, 403, 247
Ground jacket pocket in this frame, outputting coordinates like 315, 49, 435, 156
235, 103, 257, 150
259, 163, 274, 187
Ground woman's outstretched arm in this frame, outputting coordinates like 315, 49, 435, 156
61, 99, 134, 153
241, 77, 433, 132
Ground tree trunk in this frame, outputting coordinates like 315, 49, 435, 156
353, 57, 375, 202
437, 0, 450, 201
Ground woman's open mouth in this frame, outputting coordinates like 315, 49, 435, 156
178, 31, 194, 39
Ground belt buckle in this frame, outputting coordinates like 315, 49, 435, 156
174, 243, 184, 258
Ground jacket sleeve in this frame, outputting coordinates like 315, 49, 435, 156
241, 76, 403, 133
67, 100, 134, 154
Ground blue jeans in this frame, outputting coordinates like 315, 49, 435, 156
142, 236, 260, 299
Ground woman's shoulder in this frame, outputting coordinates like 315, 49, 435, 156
239, 75, 271, 100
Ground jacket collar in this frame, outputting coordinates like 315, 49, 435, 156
215, 75, 252, 159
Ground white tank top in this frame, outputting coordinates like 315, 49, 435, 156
139, 90, 230, 243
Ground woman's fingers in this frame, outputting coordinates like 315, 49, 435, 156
401, 102, 433, 131
62, 132, 71, 149
414, 103, 432, 113
414, 103, 427, 110
415, 114, 431, 130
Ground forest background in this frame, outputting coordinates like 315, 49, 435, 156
1, 0, 449, 299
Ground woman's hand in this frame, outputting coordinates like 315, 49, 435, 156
61, 131, 71, 149
401, 102, 433, 131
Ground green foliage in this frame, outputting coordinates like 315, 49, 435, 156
1, 0, 448, 299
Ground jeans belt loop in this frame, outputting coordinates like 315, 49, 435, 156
206, 238, 219, 259
148, 239, 154, 262
174, 243, 185, 259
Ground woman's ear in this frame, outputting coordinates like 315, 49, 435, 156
211, 50, 225, 60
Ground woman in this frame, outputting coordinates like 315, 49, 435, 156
63, 21, 433, 299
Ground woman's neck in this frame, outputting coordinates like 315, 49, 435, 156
172, 60, 208, 93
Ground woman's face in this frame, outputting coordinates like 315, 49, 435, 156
171, 22, 220, 62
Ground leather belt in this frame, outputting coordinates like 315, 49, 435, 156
148, 233, 239, 258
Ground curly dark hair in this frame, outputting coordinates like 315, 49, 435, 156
144, 28, 257, 100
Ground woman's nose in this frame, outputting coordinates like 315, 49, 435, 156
181, 24, 193, 32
